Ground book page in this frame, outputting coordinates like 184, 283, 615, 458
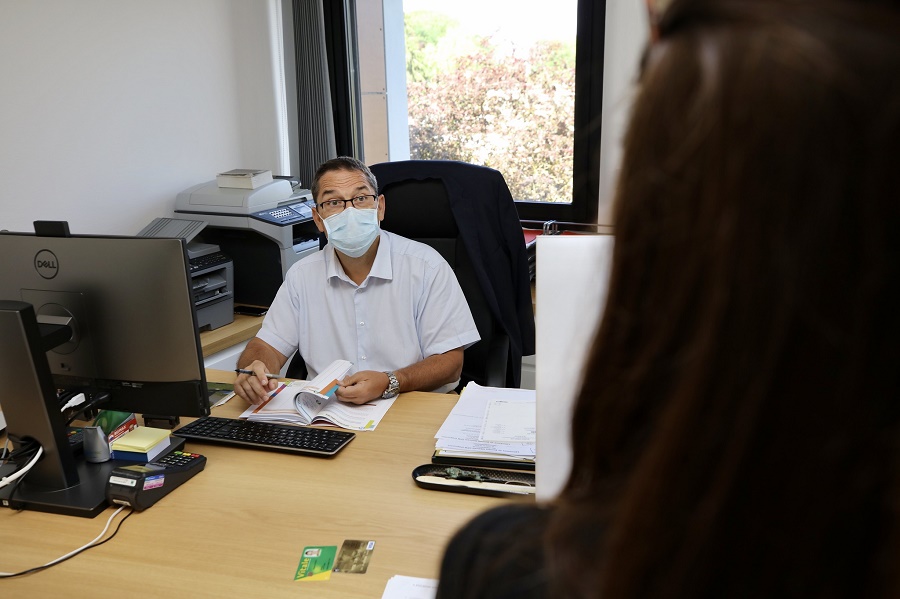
312, 396, 398, 431
239, 383, 308, 425
293, 359, 353, 421
238, 360, 395, 430
294, 389, 332, 422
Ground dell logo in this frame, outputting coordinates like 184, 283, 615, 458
35, 249, 59, 279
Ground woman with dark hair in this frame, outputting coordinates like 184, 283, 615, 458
436, 0, 900, 597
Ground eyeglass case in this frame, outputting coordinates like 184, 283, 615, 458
412, 463, 535, 498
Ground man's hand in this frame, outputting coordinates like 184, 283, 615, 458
332, 348, 464, 404
334, 370, 391, 405
234, 360, 280, 405
233, 338, 288, 404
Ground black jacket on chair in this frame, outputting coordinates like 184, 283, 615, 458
370, 160, 535, 387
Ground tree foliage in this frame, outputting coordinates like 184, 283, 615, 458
404, 11, 456, 83
405, 17, 575, 202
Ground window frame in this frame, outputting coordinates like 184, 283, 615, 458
515, 0, 606, 225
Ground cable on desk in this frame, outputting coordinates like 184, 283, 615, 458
0, 506, 134, 579
0, 441, 43, 491
0, 438, 10, 464
62, 389, 111, 425
0, 435, 43, 503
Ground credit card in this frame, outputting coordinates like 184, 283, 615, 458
294, 545, 337, 581
333, 539, 376, 574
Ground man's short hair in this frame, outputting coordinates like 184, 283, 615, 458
311, 156, 379, 202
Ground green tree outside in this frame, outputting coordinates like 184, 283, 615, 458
404, 11, 575, 202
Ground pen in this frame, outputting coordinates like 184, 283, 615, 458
235, 369, 279, 379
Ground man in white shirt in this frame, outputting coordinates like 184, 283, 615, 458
234, 157, 480, 405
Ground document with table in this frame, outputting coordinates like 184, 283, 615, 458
433, 383, 536, 468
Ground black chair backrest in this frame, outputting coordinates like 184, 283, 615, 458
380, 177, 508, 390
381, 178, 458, 238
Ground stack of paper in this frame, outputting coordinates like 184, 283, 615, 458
433, 383, 536, 468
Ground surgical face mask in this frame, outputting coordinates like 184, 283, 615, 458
323, 207, 380, 258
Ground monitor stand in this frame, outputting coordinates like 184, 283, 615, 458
1, 458, 120, 517
0, 300, 186, 518
0, 437, 185, 518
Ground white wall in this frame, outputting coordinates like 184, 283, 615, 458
596, 0, 648, 222
0, 0, 285, 236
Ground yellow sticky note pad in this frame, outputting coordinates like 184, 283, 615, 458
109, 426, 170, 452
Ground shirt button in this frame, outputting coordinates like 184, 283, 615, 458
359, 321, 365, 326
361, 355, 367, 361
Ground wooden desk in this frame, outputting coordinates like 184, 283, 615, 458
198, 314, 263, 357
0, 370, 519, 597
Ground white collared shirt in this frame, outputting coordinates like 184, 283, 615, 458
258, 230, 480, 393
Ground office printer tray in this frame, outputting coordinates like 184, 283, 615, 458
412, 464, 535, 498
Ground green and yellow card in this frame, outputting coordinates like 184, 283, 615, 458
294, 545, 337, 581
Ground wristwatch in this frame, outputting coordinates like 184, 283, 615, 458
382, 371, 400, 399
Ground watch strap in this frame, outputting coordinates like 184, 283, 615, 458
382, 371, 400, 399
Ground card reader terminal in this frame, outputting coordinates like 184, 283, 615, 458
106, 451, 207, 511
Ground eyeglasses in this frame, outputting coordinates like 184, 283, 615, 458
316, 194, 378, 217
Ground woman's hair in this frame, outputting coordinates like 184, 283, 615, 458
547, 0, 900, 596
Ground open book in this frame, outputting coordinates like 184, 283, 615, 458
239, 360, 398, 431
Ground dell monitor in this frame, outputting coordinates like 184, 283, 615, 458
0, 227, 209, 517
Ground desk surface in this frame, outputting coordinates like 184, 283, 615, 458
198, 313, 264, 357
1, 370, 516, 597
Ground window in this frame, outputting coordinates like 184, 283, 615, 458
304, 0, 606, 224
404, 0, 576, 202
401, 0, 604, 224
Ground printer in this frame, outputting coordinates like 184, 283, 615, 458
174, 179, 320, 307
137, 219, 235, 332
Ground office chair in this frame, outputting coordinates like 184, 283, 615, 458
370, 160, 535, 390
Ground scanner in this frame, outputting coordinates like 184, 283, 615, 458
174, 180, 320, 307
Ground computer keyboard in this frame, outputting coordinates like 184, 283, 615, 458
172, 416, 355, 457
189, 251, 231, 273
